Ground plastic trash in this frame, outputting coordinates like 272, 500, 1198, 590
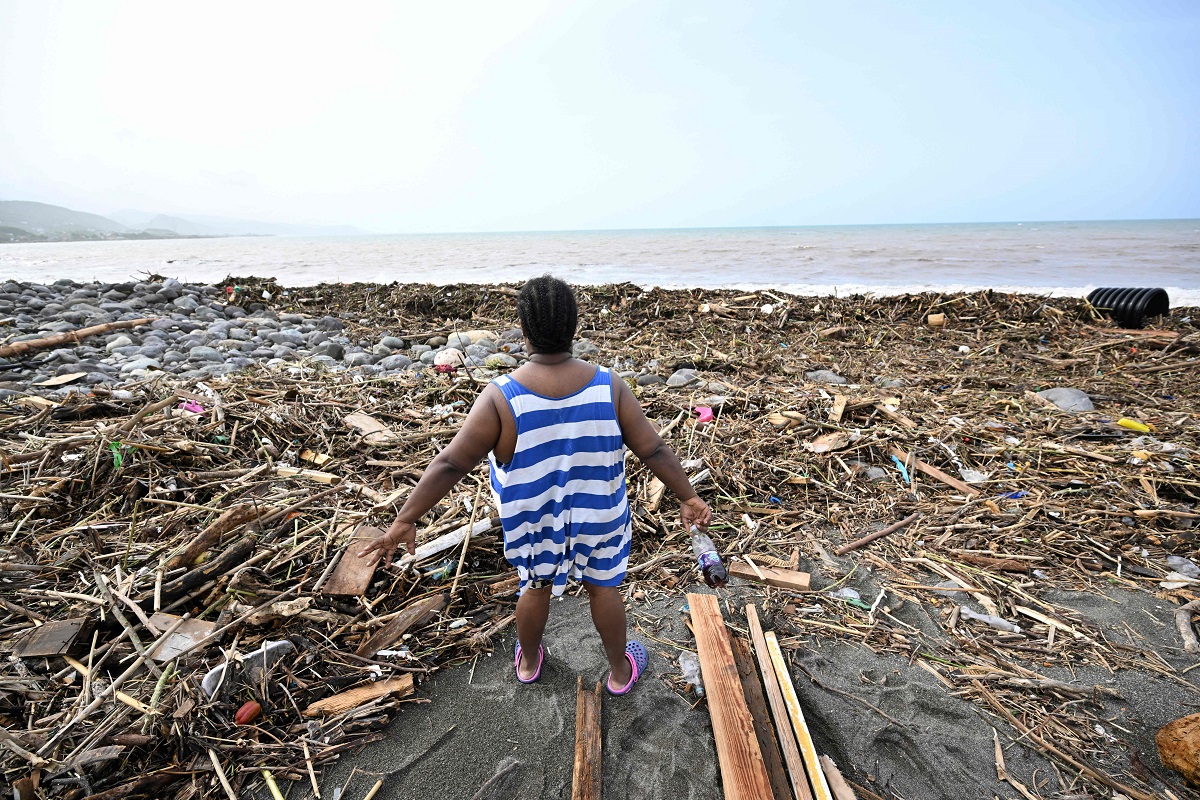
690, 526, 728, 588
201, 640, 296, 698
1086, 287, 1169, 329
1117, 418, 1153, 433
826, 587, 861, 601
692, 406, 715, 425
1167, 556, 1200, 579
959, 606, 1022, 634
679, 651, 704, 696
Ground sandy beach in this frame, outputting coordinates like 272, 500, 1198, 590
2, 279, 1199, 799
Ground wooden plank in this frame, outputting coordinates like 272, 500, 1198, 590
686, 593, 774, 800
572, 676, 602, 800
355, 593, 446, 658
828, 394, 847, 424
302, 675, 414, 716
321, 525, 384, 597
343, 412, 399, 444
766, 632, 833, 800
888, 446, 979, 496
730, 636, 792, 800
746, 605, 812, 800
818, 756, 857, 800
11, 618, 89, 658
728, 562, 811, 592
145, 613, 218, 662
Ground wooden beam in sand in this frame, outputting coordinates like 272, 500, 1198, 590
730, 636, 793, 800
687, 593, 774, 800
746, 605, 812, 800
572, 676, 602, 800
766, 631, 833, 800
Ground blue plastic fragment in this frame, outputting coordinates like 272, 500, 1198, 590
769, 496, 782, 505
1001, 491, 1027, 500
891, 455, 910, 484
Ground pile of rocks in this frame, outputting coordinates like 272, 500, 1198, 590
0, 279, 719, 397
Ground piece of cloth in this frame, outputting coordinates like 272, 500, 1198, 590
489, 366, 632, 596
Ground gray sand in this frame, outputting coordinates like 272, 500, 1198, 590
312, 573, 1200, 800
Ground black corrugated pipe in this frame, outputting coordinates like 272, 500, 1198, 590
1085, 287, 1170, 329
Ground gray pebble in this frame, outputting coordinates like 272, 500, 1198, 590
666, 368, 703, 388
805, 369, 848, 385
637, 373, 665, 386
379, 336, 406, 351
379, 354, 413, 370
189, 346, 225, 363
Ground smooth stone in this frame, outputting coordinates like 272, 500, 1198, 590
485, 353, 518, 368
434, 348, 465, 367
106, 335, 133, 351
188, 346, 225, 363
111, 345, 143, 358
50, 349, 79, 364
224, 305, 247, 319
279, 313, 304, 324
192, 307, 220, 322
378, 354, 413, 370
313, 341, 345, 360
873, 377, 906, 388
427, 336, 448, 347
120, 357, 160, 374
500, 327, 523, 342
805, 369, 848, 385
173, 296, 199, 312
666, 368, 703, 388
308, 355, 338, 367
268, 329, 306, 347
316, 315, 344, 331
228, 328, 252, 341
465, 344, 492, 360
419, 350, 438, 365
379, 336, 406, 351
344, 352, 375, 368
215, 339, 251, 352
1036, 387, 1094, 412
410, 344, 432, 355
572, 340, 600, 358
446, 333, 473, 350
636, 373, 665, 386
250, 348, 276, 359
40, 321, 75, 333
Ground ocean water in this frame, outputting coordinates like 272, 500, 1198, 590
2, 219, 1198, 304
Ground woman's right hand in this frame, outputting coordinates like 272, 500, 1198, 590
358, 518, 417, 566
680, 496, 712, 531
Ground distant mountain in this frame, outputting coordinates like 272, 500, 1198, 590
0, 200, 367, 243
0, 201, 129, 236
112, 208, 368, 237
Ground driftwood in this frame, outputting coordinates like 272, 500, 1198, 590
302, 675, 414, 716
571, 676, 602, 800
0, 317, 155, 359
163, 503, 266, 570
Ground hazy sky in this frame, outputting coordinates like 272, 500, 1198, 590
1, 1, 1197, 232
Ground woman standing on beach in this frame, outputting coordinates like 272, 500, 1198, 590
360, 276, 710, 693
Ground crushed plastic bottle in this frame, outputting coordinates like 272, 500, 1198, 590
959, 606, 1022, 634
678, 650, 704, 696
1167, 556, 1200, 579
690, 526, 727, 588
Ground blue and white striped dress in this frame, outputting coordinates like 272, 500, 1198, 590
489, 366, 632, 596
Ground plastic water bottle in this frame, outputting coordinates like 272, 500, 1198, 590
690, 526, 728, 588
678, 651, 704, 696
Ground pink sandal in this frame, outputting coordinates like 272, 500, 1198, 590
514, 642, 544, 684
606, 641, 649, 696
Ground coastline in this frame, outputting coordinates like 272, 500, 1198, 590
2, 278, 1199, 799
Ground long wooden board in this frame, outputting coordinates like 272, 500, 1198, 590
687, 593, 774, 800
572, 676, 602, 800
728, 562, 811, 592
355, 593, 446, 658
746, 605, 812, 800
766, 632, 833, 800
730, 636, 792, 800
302, 675, 413, 716
321, 525, 384, 597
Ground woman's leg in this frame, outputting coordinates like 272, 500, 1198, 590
583, 582, 631, 687
516, 584, 552, 680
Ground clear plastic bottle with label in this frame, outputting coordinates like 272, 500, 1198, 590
690, 526, 728, 588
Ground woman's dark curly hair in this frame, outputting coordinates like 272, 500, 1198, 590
517, 275, 577, 354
